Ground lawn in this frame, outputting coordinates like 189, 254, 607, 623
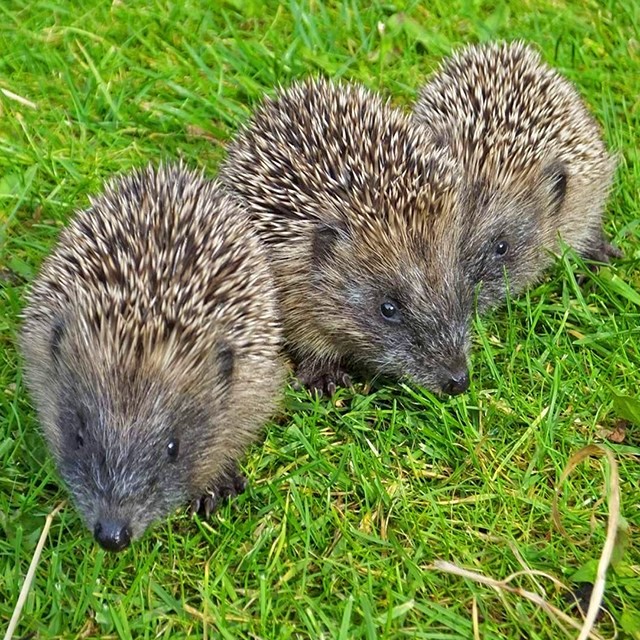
1, 0, 638, 638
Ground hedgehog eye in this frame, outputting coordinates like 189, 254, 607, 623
494, 240, 510, 257
167, 439, 180, 461
380, 300, 402, 323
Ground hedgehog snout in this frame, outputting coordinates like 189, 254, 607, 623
440, 366, 470, 396
410, 310, 472, 394
94, 518, 132, 552
402, 349, 470, 395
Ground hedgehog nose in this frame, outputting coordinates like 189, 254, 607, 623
442, 369, 470, 396
94, 519, 132, 552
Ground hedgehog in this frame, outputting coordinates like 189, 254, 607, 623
219, 77, 473, 397
412, 40, 620, 311
20, 163, 284, 552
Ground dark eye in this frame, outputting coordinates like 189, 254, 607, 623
495, 240, 509, 257
380, 300, 402, 323
75, 431, 84, 449
167, 439, 179, 461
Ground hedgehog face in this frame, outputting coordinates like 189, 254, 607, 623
311, 222, 472, 394
457, 168, 564, 310
366, 283, 472, 394
54, 388, 194, 550
32, 316, 233, 551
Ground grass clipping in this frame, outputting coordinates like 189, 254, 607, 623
4, 501, 65, 640
432, 445, 622, 640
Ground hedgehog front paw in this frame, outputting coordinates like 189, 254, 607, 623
293, 359, 353, 397
576, 236, 623, 284
582, 236, 623, 265
189, 466, 248, 518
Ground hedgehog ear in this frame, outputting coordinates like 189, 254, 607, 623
50, 317, 66, 364
216, 342, 235, 381
312, 221, 350, 265
541, 161, 568, 215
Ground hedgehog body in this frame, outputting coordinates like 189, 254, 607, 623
413, 41, 619, 308
21, 164, 284, 551
220, 78, 473, 395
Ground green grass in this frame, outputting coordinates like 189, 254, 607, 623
1, 0, 639, 637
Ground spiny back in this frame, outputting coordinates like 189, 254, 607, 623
220, 76, 459, 240
22, 163, 279, 373
414, 41, 613, 185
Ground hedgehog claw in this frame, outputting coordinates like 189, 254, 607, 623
203, 494, 218, 518
189, 492, 219, 518
189, 467, 248, 519
188, 496, 203, 517
294, 360, 353, 397
339, 372, 353, 388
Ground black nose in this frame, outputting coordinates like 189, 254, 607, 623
442, 369, 470, 395
94, 519, 132, 552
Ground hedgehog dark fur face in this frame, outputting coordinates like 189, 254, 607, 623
220, 77, 472, 394
21, 164, 283, 550
413, 41, 618, 305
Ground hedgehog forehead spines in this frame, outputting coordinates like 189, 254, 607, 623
240, 77, 460, 229
416, 41, 612, 168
